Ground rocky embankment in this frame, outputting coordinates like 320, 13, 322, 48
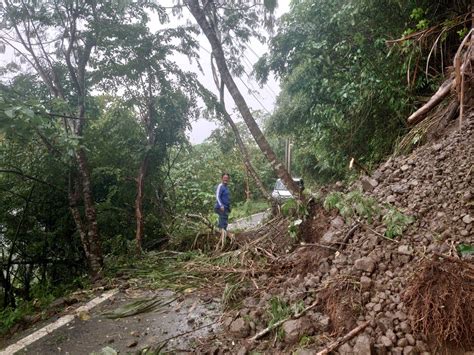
214, 113, 473, 354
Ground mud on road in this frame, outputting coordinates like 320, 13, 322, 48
10, 289, 220, 354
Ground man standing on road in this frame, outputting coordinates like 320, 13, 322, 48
215, 173, 231, 249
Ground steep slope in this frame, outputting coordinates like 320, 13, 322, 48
207, 112, 473, 354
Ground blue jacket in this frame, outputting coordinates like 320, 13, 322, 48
215, 183, 230, 210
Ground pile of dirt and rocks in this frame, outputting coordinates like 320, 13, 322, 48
197, 112, 473, 354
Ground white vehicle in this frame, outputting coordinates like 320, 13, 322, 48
271, 178, 304, 202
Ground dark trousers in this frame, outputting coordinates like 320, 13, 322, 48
215, 207, 229, 230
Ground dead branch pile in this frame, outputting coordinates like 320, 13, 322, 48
181, 216, 292, 298
403, 257, 474, 349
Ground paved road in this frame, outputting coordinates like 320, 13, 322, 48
228, 210, 271, 231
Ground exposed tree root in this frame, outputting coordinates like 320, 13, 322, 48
403, 257, 474, 350
319, 277, 363, 335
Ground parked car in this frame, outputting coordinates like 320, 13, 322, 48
271, 178, 304, 203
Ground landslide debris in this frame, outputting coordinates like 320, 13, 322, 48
194, 112, 473, 354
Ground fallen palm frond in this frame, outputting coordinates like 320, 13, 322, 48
108, 216, 293, 310
102, 296, 177, 319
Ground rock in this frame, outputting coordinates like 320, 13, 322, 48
379, 335, 393, 347
406, 334, 415, 346
50, 297, 67, 308
362, 176, 379, 192
397, 338, 408, 347
397, 245, 414, 256
229, 318, 250, 338
403, 346, 415, 355
374, 344, 388, 355
395, 311, 407, 321
360, 276, 372, 291
400, 164, 410, 172
355, 257, 376, 274
223, 317, 234, 329
391, 184, 406, 194
294, 350, 315, 355
386, 195, 397, 204
462, 191, 472, 201
127, 340, 138, 348
321, 231, 338, 245
313, 313, 330, 332
338, 343, 353, 355
243, 297, 258, 307
376, 317, 393, 333
282, 317, 313, 344
331, 216, 345, 229
353, 334, 372, 354
462, 214, 472, 224
386, 329, 397, 343
432, 143, 443, 151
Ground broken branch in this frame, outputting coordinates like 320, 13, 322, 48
407, 77, 454, 126
249, 298, 319, 342
316, 321, 370, 355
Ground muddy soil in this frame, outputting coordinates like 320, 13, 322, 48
11, 289, 220, 354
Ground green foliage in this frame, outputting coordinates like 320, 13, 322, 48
324, 190, 414, 239
0, 303, 35, 335
267, 296, 291, 326
288, 218, 303, 239
299, 334, 314, 347
257, 0, 415, 182
102, 297, 166, 319
324, 190, 380, 223
457, 244, 474, 256
382, 207, 414, 239
222, 280, 245, 310
267, 296, 291, 339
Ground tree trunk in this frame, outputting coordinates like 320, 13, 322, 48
188, 1, 301, 199
76, 149, 103, 278
217, 80, 271, 200
134, 75, 156, 253
4, 0, 103, 280
134, 154, 150, 253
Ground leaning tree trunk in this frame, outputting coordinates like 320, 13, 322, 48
217, 80, 271, 200
187, 1, 301, 199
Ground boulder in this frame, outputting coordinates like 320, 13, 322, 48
282, 317, 313, 344
355, 257, 376, 274
362, 176, 379, 192
229, 318, 250, 338
353, 334, 373, 354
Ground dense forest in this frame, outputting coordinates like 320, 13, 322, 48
0, 0, 472, 349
